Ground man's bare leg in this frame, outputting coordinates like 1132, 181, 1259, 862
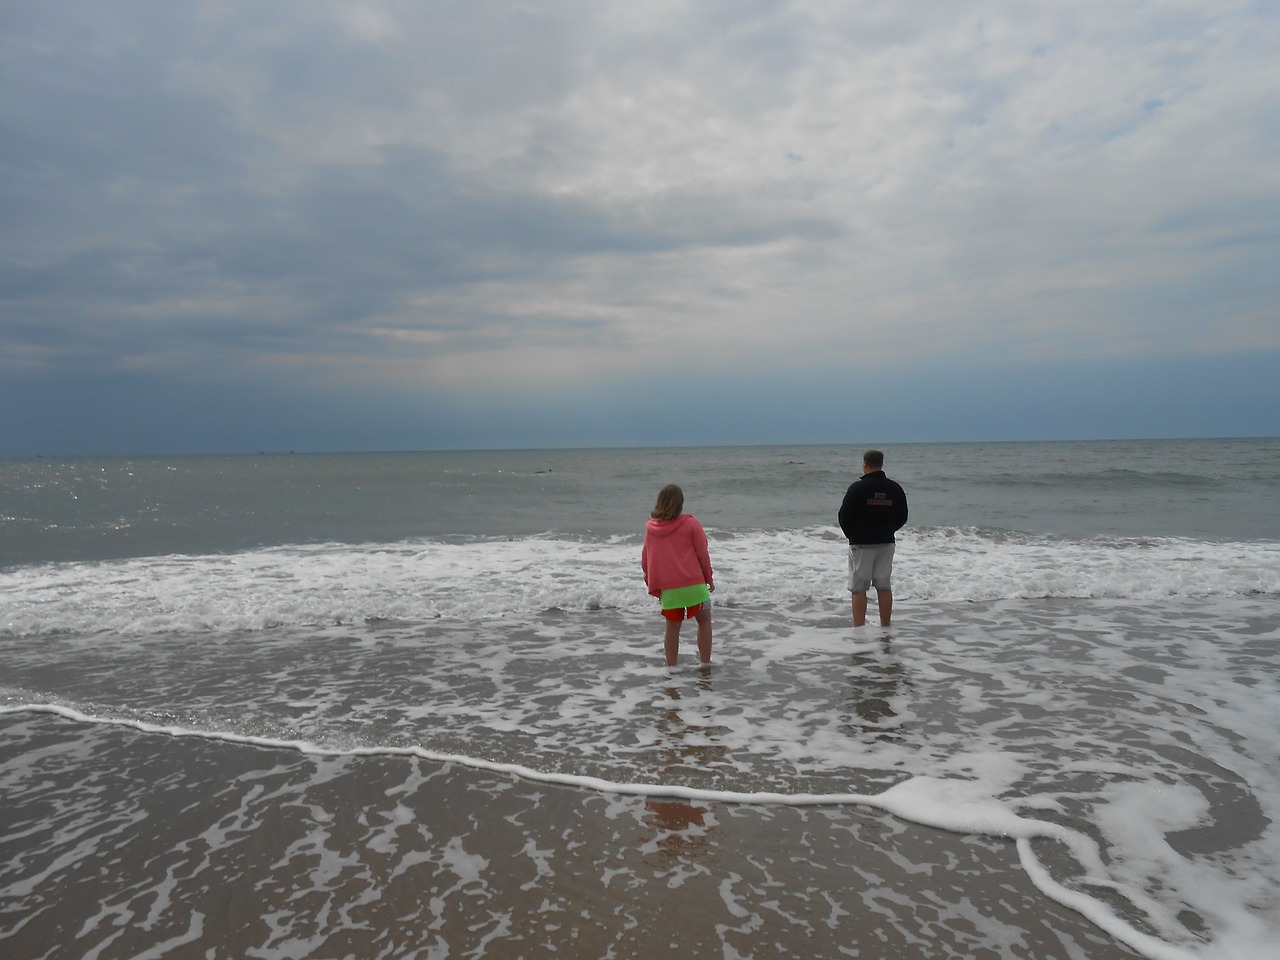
877, 589, 893, 626
852, 592, 868, 627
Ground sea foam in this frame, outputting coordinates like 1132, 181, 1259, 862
3, 526, 1277, 637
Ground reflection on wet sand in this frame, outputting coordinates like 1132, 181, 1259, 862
643, 799, 713, 863
842, 637, 910, 742
653, 683, 729, 773
642, 682, 727, 863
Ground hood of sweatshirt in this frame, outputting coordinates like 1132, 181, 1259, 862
645, 514, 693, 539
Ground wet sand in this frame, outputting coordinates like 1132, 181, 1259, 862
0, 712, 1141, 959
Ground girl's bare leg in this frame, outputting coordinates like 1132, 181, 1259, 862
664, 618, 682, 666
694, 606, 712, 663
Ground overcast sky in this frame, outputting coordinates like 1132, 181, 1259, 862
3, 1, 1278, 456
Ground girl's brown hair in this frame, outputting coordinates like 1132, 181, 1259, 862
650, 483, 684, 521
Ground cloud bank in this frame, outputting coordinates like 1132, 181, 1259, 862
3, 1, 1278, 454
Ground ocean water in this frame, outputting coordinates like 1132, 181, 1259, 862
2, 438, 1279, 959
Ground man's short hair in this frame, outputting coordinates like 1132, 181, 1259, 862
863, 449, 884, 469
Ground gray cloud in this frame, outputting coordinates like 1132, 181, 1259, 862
2, 1, 1278, 454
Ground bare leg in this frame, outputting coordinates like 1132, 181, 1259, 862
877, 589, 893, 626
852, 592, 868, 626
664, 618, 682, 666
694, 606, 713, 663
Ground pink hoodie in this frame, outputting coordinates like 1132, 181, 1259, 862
641, 514, 714, 598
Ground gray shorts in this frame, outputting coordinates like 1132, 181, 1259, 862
848, 543, 895, 593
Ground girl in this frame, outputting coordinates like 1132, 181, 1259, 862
641, 484, 715, 666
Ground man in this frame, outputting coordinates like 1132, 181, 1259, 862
838, 449, 908, 626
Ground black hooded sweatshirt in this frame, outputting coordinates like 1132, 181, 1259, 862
838, 470, 908, 545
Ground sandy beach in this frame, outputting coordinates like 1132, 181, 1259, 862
1, 709, 1146, 960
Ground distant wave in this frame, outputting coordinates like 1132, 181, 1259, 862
978, 468, 1217, 488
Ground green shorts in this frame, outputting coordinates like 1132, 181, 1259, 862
660, 583, 711, 612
